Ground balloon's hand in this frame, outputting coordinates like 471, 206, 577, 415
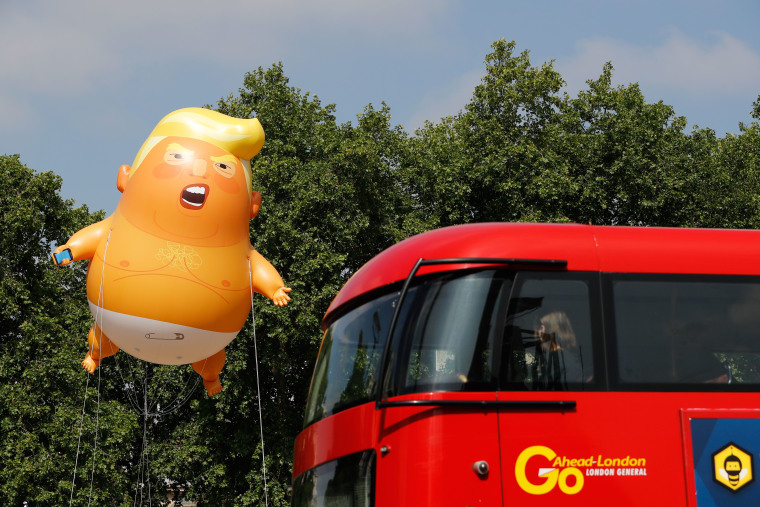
272, 287, 292, 307
52, 246, 73, 266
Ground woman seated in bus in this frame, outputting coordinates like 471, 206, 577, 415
534, 311, 586, 390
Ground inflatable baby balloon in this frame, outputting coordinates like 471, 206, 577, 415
52, 108, 291, 396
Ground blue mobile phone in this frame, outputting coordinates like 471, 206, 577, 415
54, 248, 73, 265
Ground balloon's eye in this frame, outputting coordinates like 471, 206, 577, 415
214, 161, 236, 178
164, 146, 193, 165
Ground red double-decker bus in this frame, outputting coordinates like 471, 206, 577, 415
291, 223, 760, 506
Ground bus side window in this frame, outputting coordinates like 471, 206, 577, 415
611, 276, 760, 386
501, 275, 595, 391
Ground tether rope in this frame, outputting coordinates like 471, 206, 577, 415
133, 365, 152, 507
70, 229, 111, 506
69, 356, 91, 506
248, 259, 269, 506
86, 353, 102, 506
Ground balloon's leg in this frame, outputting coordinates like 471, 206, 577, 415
192, 348, 226, 396
82, 324, 120, 374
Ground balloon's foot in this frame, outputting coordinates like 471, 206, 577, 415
203, 377, 223, 396
81, 355, 99, 374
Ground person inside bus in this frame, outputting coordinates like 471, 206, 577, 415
534, 311, 585, 389
675, 346, 730, 384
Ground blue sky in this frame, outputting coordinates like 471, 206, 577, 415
2, 0, 759, 213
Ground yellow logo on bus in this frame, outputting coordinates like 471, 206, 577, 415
712, 442, 754, 492
515, 445, 584, 495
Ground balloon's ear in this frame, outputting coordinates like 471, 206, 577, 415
250, 191, 262, 219
116, 165, 131, 193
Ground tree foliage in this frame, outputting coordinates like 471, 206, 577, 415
405, 40, 760, 230
3, 39, 760, 505
0, 156, 139, 505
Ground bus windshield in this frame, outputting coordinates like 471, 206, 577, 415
303, 269, 512, 427
303, 290, 397, 428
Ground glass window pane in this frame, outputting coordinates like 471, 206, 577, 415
303, 292, 397, 428
292, 450, 376, 507
503, 276, 594, 390
612, 277, 760, 386
394, 270, 511, 394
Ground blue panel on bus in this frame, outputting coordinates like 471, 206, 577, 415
690, 418, 760, 506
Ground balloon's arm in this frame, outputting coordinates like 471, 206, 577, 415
52, 216, 113, 266
249, 249, 292, 307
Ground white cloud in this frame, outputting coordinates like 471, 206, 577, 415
0, 95, 35, 133
0, 0, 452, 90
0, 9, 120, 95
0, 0, 453, 131
558, 29, 760, 98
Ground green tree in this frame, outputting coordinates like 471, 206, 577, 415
557, 62, 695, 226
0, 155, 140, 505
404, 39, 760, 231
705, 120, 760, 229
405, 40, 569, 227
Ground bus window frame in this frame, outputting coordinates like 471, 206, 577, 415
603, 272, 760, 392
499, 270, 607, 392
386, 268, 514, 398
375, 257, 568, 406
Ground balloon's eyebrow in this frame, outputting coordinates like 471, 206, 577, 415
211, 154, 238, 165
166, 142, 194, 156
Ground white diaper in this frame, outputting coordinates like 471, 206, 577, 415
88, 302, 237, 365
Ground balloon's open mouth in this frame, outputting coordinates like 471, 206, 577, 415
180, 184, 209, 210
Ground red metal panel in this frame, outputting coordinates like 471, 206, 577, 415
324, 223, 760, 325
295, 391, 760, 505
294, 392, 503, 505
592, 226, 760, 275
292, 402, 377, 479
375, 392, 502, 505
497, 391, 760, 506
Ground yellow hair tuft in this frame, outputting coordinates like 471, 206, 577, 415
130, 108, 265, 190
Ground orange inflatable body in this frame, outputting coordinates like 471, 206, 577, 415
53, 108, 291, 395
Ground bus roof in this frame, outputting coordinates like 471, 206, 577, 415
324, 223, 760, 324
